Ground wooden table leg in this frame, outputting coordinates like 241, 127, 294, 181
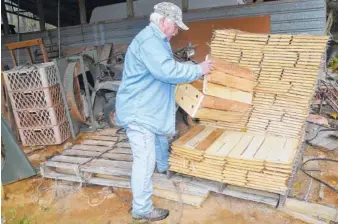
25, 47, 33, 64
39, 43, 49, 62
9, 50, 17, 67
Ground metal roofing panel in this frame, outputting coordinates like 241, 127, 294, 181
1, 0, 326, 68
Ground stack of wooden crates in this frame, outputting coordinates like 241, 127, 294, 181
3, 62, 70, 146
171, 29, 329, 194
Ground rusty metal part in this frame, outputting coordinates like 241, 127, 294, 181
64, 61, 85, 122
317, 80, 338, 113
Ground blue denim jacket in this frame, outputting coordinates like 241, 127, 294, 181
115, 22, 202, 135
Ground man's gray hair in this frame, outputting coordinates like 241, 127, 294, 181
150, 12, 173, 25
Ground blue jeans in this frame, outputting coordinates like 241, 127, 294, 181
126, 123, 169, 216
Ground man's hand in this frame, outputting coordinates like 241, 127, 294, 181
199, 60, 213, 75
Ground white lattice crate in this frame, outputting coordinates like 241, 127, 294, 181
8, 84, 62, 110
13, 104, 67, 128
19, 120, 70, 146
3, 62, 58, 91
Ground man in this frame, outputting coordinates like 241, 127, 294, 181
115, 2, 213, 222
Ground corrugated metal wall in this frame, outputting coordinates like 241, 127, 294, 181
1, 0, 326, 68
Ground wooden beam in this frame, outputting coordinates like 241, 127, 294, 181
126, 0, 134, 18
78, 0, 87, 24
36, 0, 45, 31
284, 198, 338, 223
5, 38, 42, 50
1, 0, 10, 35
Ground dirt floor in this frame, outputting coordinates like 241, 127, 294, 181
290, 146, 338, 208
2, 176, 308, 224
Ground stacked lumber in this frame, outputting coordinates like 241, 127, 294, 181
210, 29, 329, 137
199, 58, 254, 130
172, 30, 329, 195
176, 58, 254, 131
169, 125, 300, 194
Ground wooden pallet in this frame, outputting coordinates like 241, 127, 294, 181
40, 128, 280, 207
41, 129, 133, 188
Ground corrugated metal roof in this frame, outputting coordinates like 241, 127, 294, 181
1, 0, 326, 68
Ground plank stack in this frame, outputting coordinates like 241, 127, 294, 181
171, 30, 329, 194
210, 29, 329, 137
170, 125, 300, 194
3, 62, 70, 146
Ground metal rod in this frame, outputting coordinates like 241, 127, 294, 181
57, 0, 61, 56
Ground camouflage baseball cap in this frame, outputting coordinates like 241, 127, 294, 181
154, 2, 189, 30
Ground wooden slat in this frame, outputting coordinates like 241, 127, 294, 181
195, 108, 247, 122
63, 149, 132, 161
195, 129, 224, 151
44, 161, 132, 176
184, 126, 216, 148
85, 136, 119, 141
81, 140, 130, 148
72, 144, 132, 154
207, 71, 255, 92
203, 82, 253, 104
6, 38, 43, 50
201, 95, 251, 112
210, 56, 255, 80
51, 155, 132, 169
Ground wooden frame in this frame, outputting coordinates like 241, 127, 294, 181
5, 38, 49, 67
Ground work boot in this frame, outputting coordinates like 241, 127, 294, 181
132, 207, 169, 222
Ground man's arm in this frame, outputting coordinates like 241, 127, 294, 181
139, 38, 202, 84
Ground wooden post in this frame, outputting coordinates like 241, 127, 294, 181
126, 0, 134, 18
9, 50, 18, 67
36, 0, 45, 31
1, 0, 10, 35
182, 0, 189, 12
78, 0, 87, 24
6, 39, 50, 66
39, 42, 49, 62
